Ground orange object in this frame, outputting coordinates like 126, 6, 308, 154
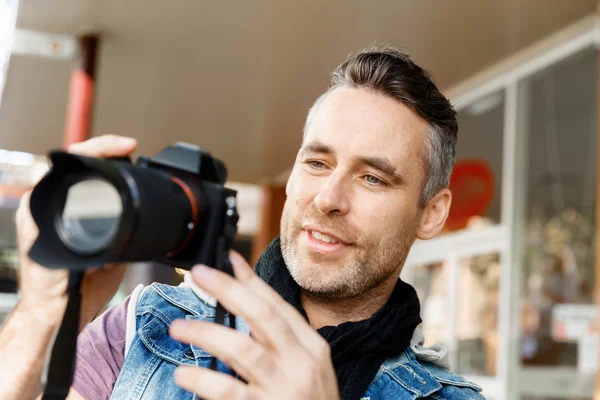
63, 35, 99, 149
63, 69, 94, 148
445, 159, 495, 231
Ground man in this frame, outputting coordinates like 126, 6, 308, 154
0, 47, 484, 399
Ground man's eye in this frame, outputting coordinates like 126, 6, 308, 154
308, 161, 326, 169
365, 175, 384, 185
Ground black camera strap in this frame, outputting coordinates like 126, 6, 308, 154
41, 271, 83, 400
209, 236, 237, 372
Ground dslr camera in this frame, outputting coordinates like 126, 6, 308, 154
28, 142, 239, 272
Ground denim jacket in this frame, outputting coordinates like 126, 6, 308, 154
110, 281, 484, 399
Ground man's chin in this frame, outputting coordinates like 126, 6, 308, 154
288, 262, 348, 292
295, 250, 345, 272
299, 244, 351, 264
295, 278, 357, 301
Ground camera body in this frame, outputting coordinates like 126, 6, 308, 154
28, 142, 239, 272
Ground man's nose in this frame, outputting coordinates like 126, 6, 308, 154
314, 174, 350, 215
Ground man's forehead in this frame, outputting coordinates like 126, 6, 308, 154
303, 88, 428, 165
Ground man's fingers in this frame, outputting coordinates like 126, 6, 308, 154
174, 365, 261, 400
228, 251, 330, 358
170, 319, 279, 386
67, 134, 138, 158
190, 264, 299, 353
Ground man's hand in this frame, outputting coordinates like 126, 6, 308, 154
16, 134, 137, 328
169, 251, 340, 400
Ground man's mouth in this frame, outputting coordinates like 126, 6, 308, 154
310, 230, 339, 244
302, 225, 352, 254
303, 224, 349, 244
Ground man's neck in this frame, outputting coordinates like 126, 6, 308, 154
301, 275, 399, 329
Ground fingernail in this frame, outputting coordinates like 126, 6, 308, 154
67, 143, 79, 152
228, 251, 252, 277
118, 137, 136, 146
191, 264, 215, 280
228, 250, 243, 264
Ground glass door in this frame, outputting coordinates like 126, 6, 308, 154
513, 45, 597, 400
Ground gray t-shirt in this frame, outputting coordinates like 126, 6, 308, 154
72, 296, 130, 400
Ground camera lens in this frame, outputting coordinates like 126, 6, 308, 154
56, 178, 123, 255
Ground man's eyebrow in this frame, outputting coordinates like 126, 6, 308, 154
299, 141, 335, 156
359, 156, 405, 185
299, 141, 405, 185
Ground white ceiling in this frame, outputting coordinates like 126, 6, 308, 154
0, 0, 598, 184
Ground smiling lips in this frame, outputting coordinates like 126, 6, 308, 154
303, 226, 351, 254
310, 230, 339, 244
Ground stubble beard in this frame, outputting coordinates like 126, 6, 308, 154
280, 206, 419, 301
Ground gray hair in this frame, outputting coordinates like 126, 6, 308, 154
303, 47, 457, 207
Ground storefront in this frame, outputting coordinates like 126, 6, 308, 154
401, 16, 600, 400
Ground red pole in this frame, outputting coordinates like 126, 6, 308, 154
63, 35, 99, 149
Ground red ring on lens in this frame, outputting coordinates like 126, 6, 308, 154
166, 176, 199, 257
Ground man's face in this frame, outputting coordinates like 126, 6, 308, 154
280, 87, 432, 300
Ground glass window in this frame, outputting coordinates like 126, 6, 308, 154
445, 91, 504, 233
518, 47, 597, 369
455, 251, 500, 376
413, 261, 450, 347
411, 249, 501, 377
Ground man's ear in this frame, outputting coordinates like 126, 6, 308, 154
417, 188, 452, 240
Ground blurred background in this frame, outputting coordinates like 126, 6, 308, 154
2, 1, 600, 399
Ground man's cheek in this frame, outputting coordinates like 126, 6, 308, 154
363, 205, 390, 227
291, 182, 315, 208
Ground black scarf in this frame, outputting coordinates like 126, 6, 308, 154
254, 237, 422, 400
